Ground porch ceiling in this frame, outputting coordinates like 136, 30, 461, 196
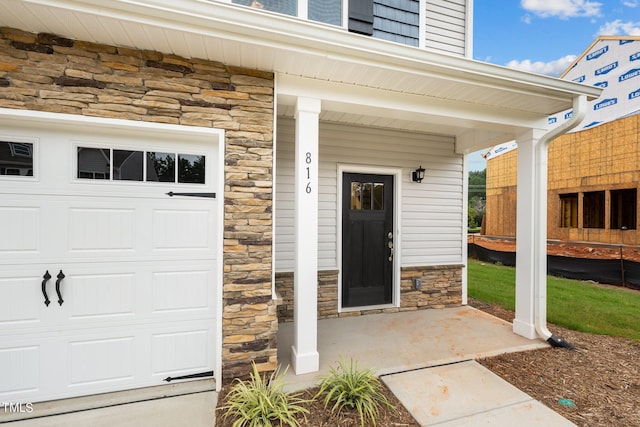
0, 0, 602, 149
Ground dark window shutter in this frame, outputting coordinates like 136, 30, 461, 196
349, 0, 374, 35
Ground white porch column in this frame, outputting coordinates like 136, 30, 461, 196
513, 129, 544, 339
461, 153, 469, 305
291, 96, 321, 374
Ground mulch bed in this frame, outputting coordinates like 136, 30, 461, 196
215, 383, 420, 426
470, 298, 640, 427
216, 299, 640, 426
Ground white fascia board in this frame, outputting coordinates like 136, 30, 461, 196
25, 0, 602, 103
278, 74, 546, 130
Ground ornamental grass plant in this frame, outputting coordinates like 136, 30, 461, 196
315, 358, 396, 427
218, 362, 310, 427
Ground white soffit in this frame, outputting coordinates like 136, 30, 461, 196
0, 0, 601, 132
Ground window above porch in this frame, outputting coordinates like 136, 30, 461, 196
231, 0, 342, 27
217, 0, 470, 56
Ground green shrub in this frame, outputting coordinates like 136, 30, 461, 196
316, 359, 395, 427
218, 363, 310, 427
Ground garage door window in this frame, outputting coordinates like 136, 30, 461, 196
114, 150, 144, 181
78, 147, 110, 179
178, 154, 205, 184
78, 147, 205, 184
147, 152, 175, 182
0, 141, 33, 177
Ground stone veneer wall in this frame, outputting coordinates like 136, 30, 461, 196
0, 28, 276, 380
276, 265, 462, 322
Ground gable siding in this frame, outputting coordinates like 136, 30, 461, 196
425, 0, 467, 56
373, 0, 420, 46
275, 118, 462, 272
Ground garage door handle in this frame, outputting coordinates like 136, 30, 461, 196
42, 270, 52, 307
166, 191, 216, 198
56, 270, 65, 306
163, 370, 214, 382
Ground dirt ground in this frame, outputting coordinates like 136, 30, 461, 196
470, 298, 640, 427
469, 234, 640, 262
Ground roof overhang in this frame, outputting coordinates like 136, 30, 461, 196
0, 0, 602, 150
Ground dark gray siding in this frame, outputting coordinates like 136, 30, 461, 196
373, 0, 420, 47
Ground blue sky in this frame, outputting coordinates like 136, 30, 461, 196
468, 0, 640, 171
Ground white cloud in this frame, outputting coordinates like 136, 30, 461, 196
623, 0, 639, 7
521, 0, 603, 19
598, 19, 640, 35
506, 55, 578, 77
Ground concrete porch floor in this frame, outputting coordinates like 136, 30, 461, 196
278, 305, 547, 389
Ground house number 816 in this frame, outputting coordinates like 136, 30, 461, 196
305, 152, 312, 194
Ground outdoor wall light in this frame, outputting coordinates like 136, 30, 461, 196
412, 166, 425, 183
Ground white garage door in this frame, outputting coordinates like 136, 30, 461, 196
0, 112, 223, 404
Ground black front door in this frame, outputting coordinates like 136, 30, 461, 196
342, 173, 394, 308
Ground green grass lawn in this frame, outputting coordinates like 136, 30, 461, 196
467, 259, 640, 341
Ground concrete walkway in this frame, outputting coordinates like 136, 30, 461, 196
278, 306, 575, 426
3, 307, 573, 426
1, 391, 217, 426
383, 360, 575, 426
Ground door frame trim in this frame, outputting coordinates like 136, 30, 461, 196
336, 164, 402, 312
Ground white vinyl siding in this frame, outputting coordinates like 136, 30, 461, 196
275, 118, 462, 272
424, 0, 467, 56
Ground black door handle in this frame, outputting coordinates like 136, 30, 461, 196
41, 270, 52, 307
55, 270, 65, 306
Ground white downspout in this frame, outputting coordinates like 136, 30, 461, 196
533, 95, 587, 345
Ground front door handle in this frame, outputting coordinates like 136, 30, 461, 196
41, 270, 52, 307
55, 270, 65, 306
388, 240, 394, 262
